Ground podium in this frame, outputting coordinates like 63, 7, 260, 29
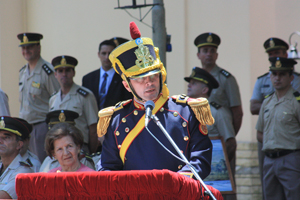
16, 169, 223, 200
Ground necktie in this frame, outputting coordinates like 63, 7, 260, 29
99, 73, 108, 109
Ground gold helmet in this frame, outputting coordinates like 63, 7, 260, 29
109, 22, 168, 101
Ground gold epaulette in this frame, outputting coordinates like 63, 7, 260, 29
97, 106, 115, 137
172, 94, 189, 103
187, 97, 215, 126
97, 99, 132, 137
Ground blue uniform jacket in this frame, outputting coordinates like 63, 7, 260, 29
99, 97, 212, 179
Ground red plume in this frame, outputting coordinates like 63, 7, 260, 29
130, 21, 141, 39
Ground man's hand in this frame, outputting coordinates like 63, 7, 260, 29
250, 99, 262, 115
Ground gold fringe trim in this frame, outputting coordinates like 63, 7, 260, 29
187, 98, 215, 125
97, 106, 115, 137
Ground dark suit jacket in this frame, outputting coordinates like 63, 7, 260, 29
82, 68, 133, 110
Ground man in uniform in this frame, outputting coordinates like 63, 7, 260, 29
49, 55, 98, 154
256, 57, 300, 200
82, 37, 132, 110
18, 33, 60, 162
97, 22, 213, 180
0, 116, 33, 199
0, 88, 10, 116
184, 67, 237, 200
250, 38, 300, 198
39, 110, 98, 172
194, 32, 243, 135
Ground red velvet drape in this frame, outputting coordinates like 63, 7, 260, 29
16, 169, 223, 200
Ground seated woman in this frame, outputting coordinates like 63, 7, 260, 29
45, 123, 95, 172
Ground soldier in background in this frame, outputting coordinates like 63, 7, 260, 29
18, 32, 60, 162
0, 116, 33, 199
194, 32, 243, 135
49, 56, 98, 154
0, 88, 10, 116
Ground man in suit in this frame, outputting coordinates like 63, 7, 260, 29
82, 37, 133, 110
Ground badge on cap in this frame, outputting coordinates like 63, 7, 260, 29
207, 35, 213, 43
23, 34, 28, 43
134, 43, 154, 69
191, 70, 196, 78
0, 117, 5, 128
59, 112, 66, 122
269, 39, 275, 48
275, 60, 282, 68
61, 56, 67, 65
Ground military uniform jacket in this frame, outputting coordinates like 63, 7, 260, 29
256, 87, 300, 151
208, 65, 241, 108
49, 83, 98, 144
0, 154, 33, 199
251, 71, 300, 101
99, 97, 212, 179
0, 88, 10, 116
207, 102, 235, 142
19, 57, 60, 124
21, 150, 41, 172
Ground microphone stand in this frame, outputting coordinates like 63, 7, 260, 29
150, 114, 217, 200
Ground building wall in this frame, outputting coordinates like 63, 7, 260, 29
1, 0, 300, 144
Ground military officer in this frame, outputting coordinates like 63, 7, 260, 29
39, 110, 98, 171
0, 116, 33, 199
18, 33, 60, 162
49, 56, 98, 154
184, 67, 237, 200
256, 57, 300, 200
97, 22, 213, 179
250, 38, 300, 199
194, 32, 243, 135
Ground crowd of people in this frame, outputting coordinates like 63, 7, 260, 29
0, 21, 299, 200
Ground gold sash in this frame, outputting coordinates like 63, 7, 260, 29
119, 95, 168, 163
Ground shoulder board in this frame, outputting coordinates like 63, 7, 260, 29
293, 91, 300, 102
293, 72, 300, 76
210, 101, 222, 109
97, 106, 115, 137
19, 65, 26, 72
26, 158, 33, 167
77, 88, 89, 97
220, 69, 231, 78
187, 97, 215, 126
264, 92, 274, 99
19, 161, 31, 167
50, 91, 58, 97
114, 99, 132, 112
42, 64, 54, 75
257, 72, 269, 79
171, 94, 188, 104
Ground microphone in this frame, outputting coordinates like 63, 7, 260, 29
145, 100, 155, 127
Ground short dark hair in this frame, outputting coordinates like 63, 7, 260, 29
98, 39, 116, 52
45, 123, 83, 158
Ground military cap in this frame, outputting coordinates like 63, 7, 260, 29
51, 55, 78, 70
17, 32, 43, 47
194, 32, 221, 48
269, 57, 297, 71
264, 38, 289, 52
110, 37, 129, 47
46, 110, 79, 129
0, 116, 32, 140
109, 21, 169, 101
184, 67, 219, 89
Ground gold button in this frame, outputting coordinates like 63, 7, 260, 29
173, 112, 178, 117
184, 136, 189, 141
160, 107, 164, 112
134, 110, 138, 115
182, 122, 187, 127
115, 131, 120, 136
122, 118, 126, 123
178, 165, 182, 169
125, 127, 130, 133
118, 145, 121, 149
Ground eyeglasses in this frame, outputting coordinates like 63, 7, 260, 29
129, 73, 160, 84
